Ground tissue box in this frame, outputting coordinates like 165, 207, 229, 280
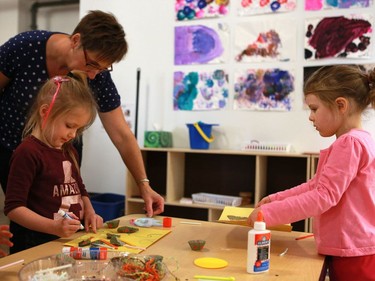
144, 131, 173, 148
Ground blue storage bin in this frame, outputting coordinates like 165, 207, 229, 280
90, 193, 125, 222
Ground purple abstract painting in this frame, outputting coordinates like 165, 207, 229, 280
175, 24, 228, 65
305, 15, 372, 60
234, 68, 294, 111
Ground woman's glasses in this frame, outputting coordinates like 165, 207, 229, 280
83, 48, 113, 73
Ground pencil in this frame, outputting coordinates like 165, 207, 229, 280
295, 234, 314, 240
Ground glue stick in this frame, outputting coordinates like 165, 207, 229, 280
247, 211, 271, 274
62, 247, 109, 260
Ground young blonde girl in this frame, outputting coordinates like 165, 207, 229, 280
4, 72, 103, 254
248, 65, 375, 281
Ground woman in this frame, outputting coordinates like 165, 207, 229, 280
0, 10, 164, 217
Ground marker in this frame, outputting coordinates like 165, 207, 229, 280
194, 275, 235, 281
58, 209, 84, 230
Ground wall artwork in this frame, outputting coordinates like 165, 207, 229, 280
305, 0, 372, 11
234, 19, 296, 63
233, 68, 294, 111
174, 69, 228, 111
175, 23, 229, 65
305, 15, 372, 60
175, 0, 229, 21
238, 0, 296, 16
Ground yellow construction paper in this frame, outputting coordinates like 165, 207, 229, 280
217, 206, 292, 232
64, 226, 171, 254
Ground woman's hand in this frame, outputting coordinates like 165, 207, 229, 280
140, 184, 165, 217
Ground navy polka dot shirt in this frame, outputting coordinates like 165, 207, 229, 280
0, 30, 121, 150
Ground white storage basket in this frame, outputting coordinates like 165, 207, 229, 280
192, 193, 242, 207
242, 140, 292, 153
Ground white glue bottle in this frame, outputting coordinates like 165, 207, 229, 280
247, 210, 271, 274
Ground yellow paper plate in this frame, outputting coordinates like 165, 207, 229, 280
194, 257, 228, 269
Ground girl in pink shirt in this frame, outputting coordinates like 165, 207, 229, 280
248, 65, 375, 281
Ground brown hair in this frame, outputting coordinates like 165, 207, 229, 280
23, 71, 97, 170
304, 64, 375, 112
72, 10, 128, 63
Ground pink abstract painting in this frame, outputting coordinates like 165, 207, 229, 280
176, 0, 229, 21
238, 0, 296, 16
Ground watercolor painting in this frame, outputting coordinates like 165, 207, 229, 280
305, 15, 372, 60
305, 0, 372, 10
175, 23, 229, 65
175, 0, 229, 21
174, 69, 228, 111
234, 19, 296, 63
238, 0, 296, 16
233, 68, 294, 111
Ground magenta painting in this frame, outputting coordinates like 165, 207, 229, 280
305, 15, 372, 60
174, 70, 228, 111
238, 0, 296, 16
234, 20, 296, 63
305, 0, 372, 10
233, 68, 294, 111
175, 24, 229, 65
175, 0, 229, 21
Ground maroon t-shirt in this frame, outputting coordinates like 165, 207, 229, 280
4, 136, 89, 220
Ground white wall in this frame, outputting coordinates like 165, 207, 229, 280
2, 2, 375, 195
80, 0, 375, 194
0, 0, 79, 37
0, 0, 20, 44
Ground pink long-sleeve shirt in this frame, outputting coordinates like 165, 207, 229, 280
261, 129, 375, 257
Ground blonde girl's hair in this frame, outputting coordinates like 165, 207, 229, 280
304, 64, 375, 112
23, 71, 97, 171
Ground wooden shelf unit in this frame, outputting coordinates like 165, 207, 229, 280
125, 148, 314, 231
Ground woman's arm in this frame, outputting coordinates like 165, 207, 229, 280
99, 107, 164, 217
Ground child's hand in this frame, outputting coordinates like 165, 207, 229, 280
255, 196, 271, 208
84, 213, 103, 233
247, 207, 261, 227
55, 216, 81, 237
0, 225, 13, 257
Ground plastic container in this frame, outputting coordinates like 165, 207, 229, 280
90, 193, 125, 222
192, 192, 242, 207
247, 211, 271, 274
186, 121, 218, 149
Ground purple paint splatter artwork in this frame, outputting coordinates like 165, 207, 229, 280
234, 68, 294, 111
305, 16, 372, 59
175, 0, 229, 21
305, 0, 371, 11
175, 25, 224, 65
174, 70, 228, 110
